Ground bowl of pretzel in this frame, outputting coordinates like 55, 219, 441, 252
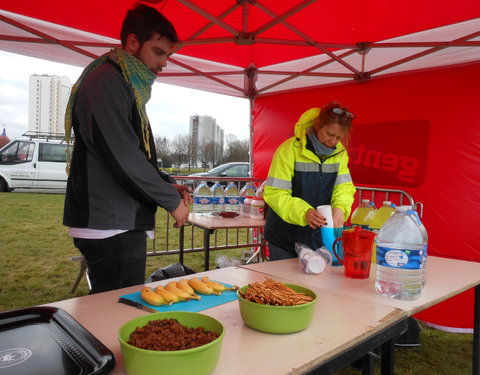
236, 278, 317, 333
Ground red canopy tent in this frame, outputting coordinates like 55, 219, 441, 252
1, 0, 479, 331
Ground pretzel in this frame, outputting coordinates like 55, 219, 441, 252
239, 278, 313, 306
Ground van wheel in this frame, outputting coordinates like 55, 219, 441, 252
0, 178, 8, 192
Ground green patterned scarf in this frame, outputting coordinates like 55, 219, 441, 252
65, 48, 156, 170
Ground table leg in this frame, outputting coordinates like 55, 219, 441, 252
203, 228, 213, 271
179, 225, 185, 264
473, 285, 480, 375
380, 339, 395, 375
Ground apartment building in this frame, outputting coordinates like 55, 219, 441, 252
28, 74, 72, 134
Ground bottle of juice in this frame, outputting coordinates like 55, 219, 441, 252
351, 199, 376, 229
367, 201, 396, 262
369, 201, 396, 231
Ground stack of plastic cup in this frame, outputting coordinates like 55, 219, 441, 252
317, 205, 341, 266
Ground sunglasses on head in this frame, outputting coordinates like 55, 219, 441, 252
331, 107, 356, 120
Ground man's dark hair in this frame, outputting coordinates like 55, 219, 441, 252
120, 3, 179, 46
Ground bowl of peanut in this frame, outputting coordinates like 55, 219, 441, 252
118, 311, 224, 375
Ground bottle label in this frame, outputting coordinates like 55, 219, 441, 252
226, 197, 239, 205
376, 246, 425, 269
211, 197, 224, 205
194, 196, 210, 205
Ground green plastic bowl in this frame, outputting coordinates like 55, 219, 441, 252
118, 311, 224, 375
237, 283, 317, 334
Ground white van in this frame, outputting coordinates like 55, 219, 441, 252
0, 132, 70, 192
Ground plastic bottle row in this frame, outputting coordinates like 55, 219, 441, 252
192, 181, 266, 219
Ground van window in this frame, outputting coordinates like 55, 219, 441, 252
0, 141, 35, 164
39, 143, 68, 162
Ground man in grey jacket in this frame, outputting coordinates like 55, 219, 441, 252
63, 4, 190, 293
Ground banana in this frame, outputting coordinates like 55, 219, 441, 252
188, 277, 221, 295
177, 278, 198, 296
140, 286, 167, 306
201, 276, 238, 293
165, 281, 200, 301
154, 285, 179, 304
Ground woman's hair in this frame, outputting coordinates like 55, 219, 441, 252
120, 3, 179, 47
314, 101, 355, 148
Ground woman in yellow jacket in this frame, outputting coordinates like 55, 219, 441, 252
264, 101, 356, 261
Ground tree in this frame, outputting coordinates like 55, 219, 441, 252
154, 136, 172, 168
170, 134, 190, 168
224, 134, 249, 162
198, 140, 215, 170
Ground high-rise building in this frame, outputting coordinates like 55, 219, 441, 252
28, 74, 72, 135
189, 114, 224, 165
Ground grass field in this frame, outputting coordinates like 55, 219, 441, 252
0, 191, 474, 374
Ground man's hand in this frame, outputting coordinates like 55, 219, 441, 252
170, 200, 189, 228
173, 184, 193, 205
332, 207, 345, 228
305, 208, 327, 229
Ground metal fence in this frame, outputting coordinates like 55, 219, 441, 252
148, 178, 424, 258
148, 176, 265, 258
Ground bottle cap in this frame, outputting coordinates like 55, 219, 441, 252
396, 205, 413, 212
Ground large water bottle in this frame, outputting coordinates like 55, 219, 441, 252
375, 205, 428, 300
351, 199, 376, 229
224, 182, 240, 213
192, 181, 212, 215
239, 183, 256, 215
210, 183, 225, 213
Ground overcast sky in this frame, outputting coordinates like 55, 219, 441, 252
0, 50, 250, 141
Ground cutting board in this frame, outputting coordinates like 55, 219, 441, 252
120, 281, 238, 312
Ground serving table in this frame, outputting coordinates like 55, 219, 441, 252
242, 255, 480, 375
44, 267, 407, 375
180, 213, 266, 270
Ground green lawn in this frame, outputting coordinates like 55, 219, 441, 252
0, 191, 474, 374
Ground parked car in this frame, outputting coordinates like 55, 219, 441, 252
0, 132, 70, 192
185, 162, 250, 187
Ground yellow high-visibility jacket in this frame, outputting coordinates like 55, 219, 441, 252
264, 107, 356, 253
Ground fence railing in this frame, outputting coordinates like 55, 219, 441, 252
148, 176, 264, 259
147, 178, 424, 259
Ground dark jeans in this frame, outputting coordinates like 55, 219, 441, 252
268, 243, 297, 261
74, 231, 147, 294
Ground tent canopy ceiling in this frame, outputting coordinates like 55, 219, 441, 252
1, 0, 480, 98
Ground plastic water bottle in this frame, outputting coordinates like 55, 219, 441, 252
351, 199, 376, 229
366, 201, 396, 262
375, 205, 428, 300
256, 181, 266, 198
210, 183, 225, 213
192, 181, 212, 215
224, 182, 240, 213
239, 183, 256, 215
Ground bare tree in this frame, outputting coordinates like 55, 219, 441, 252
154, 136, 171, 168
185, 136, 196, 170
224, 134, 249, 162
170, 134, 190, 168
214, 141, 223, 166
198, 140, 215, 170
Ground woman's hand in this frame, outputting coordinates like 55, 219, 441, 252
305, 208, 327, 229
332, 207, 345, 228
